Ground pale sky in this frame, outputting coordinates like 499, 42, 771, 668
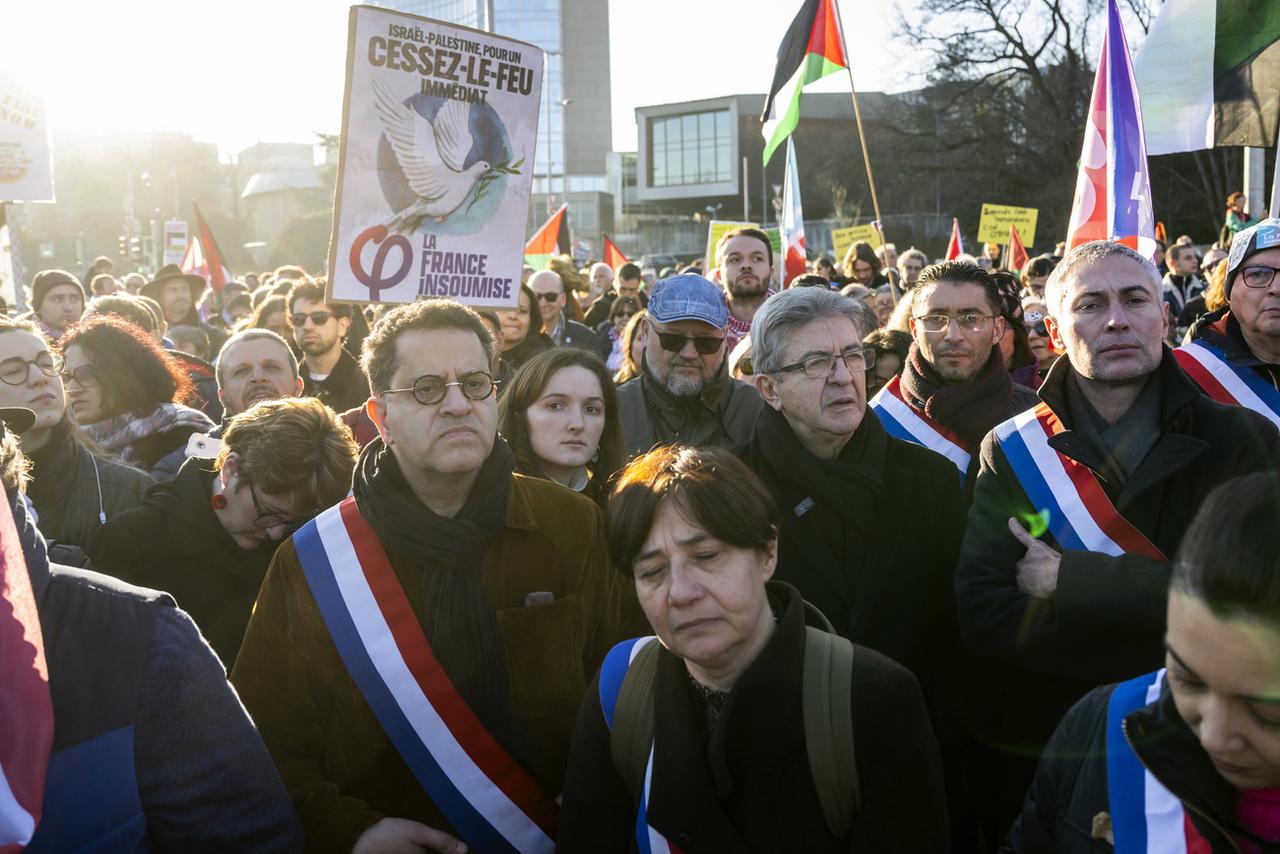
4, 0, 917, 157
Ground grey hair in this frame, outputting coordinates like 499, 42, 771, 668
1044, 240, 1160, 315
751, 288, 868, 374
215, 328, 300, 388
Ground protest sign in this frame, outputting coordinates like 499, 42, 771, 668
163, 220, 188, 266
705, 221, 784, 287
0, 76, 53, 203
830, 224, 879, 264
328, 6, 543, 307
977, 204, 1038, 247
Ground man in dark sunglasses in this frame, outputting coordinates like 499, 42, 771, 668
1177, 217, 1280, 428
615, 273, 764, 457
286, 279, 368, 413
528, 269, 608, 358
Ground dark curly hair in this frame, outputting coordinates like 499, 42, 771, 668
59, 314, 193, 418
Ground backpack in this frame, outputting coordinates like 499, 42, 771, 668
598, 619, 861, 839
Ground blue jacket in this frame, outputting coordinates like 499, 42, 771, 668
13, 489, 302, 852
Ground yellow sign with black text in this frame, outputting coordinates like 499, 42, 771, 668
977, 204, 1038, 247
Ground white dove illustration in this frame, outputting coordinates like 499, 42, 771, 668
373, 80, 492, 232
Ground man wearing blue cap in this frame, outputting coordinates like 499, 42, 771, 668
1176, 218, 1280, 429
615, 273, 764, 457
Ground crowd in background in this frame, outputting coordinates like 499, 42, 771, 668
5, 192, 1280, 853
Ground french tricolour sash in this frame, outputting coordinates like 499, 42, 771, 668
1106, 670, 1211, 853
293, 497, 558, 854
869, 376, 970, 480
992, 404, 1166, 559
1174, 339, 1280, 429
598, 637, 685, 854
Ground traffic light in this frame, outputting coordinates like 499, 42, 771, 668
118, 235, 128, 257
128, 236, 143, 260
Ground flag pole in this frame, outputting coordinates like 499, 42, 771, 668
833, 2, 894, 299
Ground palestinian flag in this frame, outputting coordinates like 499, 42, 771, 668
1134, 0, 1280, 155
524, 204, 569, 269
185, 203, 233, 292
761, 0, 848, 165
601, 233, 629, 269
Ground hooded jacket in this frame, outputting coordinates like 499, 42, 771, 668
87, 457, 278, 668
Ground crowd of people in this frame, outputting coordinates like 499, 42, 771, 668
4, 208, 1280, 854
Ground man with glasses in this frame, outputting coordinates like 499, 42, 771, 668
870, 261, 1039, 491
955, 240, 1280, 845
287, 279, 368, 413
232, 298, 627, 854
742, 285, 965, 706
527, 269, 606, 356
616, 273, 764, 457
0, 316, 151, 554
1176, 218, 1280, 428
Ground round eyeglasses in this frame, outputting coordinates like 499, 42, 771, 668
0, 353, 59, 386
380, 371, 498, 406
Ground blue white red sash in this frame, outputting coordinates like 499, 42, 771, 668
1174, 339, 1280, 429
598, 637, 685, 854
1106, 670, 1211, 853
993, 404, 1166, 560
869, 376, 970, 480
293, 497, 558, 854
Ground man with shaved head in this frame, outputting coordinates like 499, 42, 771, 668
527, 268, 607, 357
952, 240, 1280, 843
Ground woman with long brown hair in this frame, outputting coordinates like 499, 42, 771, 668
498, 348, 625, 506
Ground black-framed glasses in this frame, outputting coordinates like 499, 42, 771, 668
58, 363, 99, 388
1239, 265, 1280, 289
913, 313, 997, 334
290, 310, 334, 327
775, 347, 876, 379
655, 332, 725, 355
533, 291, 561, 303
247, 481, 307, 532
381, 371, 498, 406
0, 353, 59, 386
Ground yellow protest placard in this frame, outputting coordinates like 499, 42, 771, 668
830, 224, 879, 264
977, 204, 1038, 247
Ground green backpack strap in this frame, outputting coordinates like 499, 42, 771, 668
608, 638, 662, 805
802, 625, 860, 838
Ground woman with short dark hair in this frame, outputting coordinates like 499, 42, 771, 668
1008, 473, 1280, 853
558, 444, 949, 852
60, 314, 215, 471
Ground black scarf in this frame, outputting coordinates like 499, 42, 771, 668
899, 344, 1013, 448
753, 407, 885, 629
352, 436, 533, 767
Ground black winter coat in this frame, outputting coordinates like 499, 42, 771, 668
954, 351, 1280, 758
301, 347, 369, 414
87, 457, 279, 668
557, 583, 949, 853
742, 409, 966, 700
1006, 676, 1278, 853
26, 420, 153, 552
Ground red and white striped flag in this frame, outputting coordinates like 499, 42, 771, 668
0, 495, 53, 851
